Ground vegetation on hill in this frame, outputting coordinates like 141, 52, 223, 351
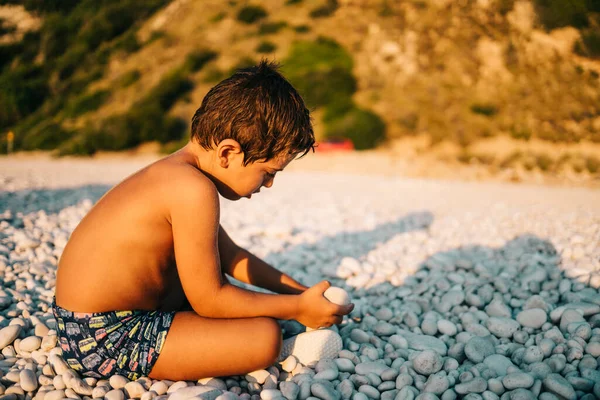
0, 0, 598, 179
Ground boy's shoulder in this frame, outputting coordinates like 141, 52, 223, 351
149, 158, 215, 193
147, 159, 219, 213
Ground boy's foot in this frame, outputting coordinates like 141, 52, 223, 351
278, 329, 343, 366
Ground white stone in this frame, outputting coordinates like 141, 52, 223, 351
124, 382, 146, 399
324, 287, 351, 306
281, 355, 298, 373
516, 309, 547, 329
502, 373, 534, 390
105, 389, 126, 400
0, 325, 22, 349
246, 369, 270, 385
20, 369, 38, 392
486, 317, 520, 338
149, 382, 169, 396
412, 350, 443, 376
169, 386, 222, 400
109, 375, 130, 390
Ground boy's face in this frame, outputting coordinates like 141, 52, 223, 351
238, 153, 295, 200
214, 139, 296, 201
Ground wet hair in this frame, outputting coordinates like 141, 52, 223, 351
191, 59, 315, 166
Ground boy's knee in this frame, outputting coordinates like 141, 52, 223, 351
256, 317, 282, 366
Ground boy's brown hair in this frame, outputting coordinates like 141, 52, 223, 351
191, 59, 315, 166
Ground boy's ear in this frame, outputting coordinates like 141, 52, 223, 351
216, 139, 243, 168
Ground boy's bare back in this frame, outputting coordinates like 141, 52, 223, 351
55, 153, 207, 313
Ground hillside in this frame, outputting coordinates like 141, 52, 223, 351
1, 0, 599, 177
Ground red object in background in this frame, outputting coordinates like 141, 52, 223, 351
315, 137, 354, 153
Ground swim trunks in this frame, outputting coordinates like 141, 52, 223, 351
52, 299, 176, 380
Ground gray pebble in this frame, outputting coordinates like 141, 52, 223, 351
19, 369, 38, 392
483, 355, 514, 377
501, 373, 533, 390
413, 350, 443, 376
311, 383, 340, 400
358, 385, 379, 400
395, 374, 413, 390
486, 318, 520, 339
105, 389, 126, 400
542, 374, 576, 400
423, 373, 449, 395
455, 378, 487, 395
516, 309, 547, 329
465, 337, 495, 363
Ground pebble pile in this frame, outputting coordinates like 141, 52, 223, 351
1, 160, 600, 400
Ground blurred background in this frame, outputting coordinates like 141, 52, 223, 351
0, 0, 599, 186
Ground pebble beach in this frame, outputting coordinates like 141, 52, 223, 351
1, 156, 600, 400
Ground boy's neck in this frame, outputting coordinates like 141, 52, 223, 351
177, 140, 214, 174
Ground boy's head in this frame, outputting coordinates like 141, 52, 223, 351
189, 59, 315, 200
191, 59, 315, 164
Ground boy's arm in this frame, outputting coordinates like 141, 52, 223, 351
168, 173, 350, 327
218, 225, 308, 295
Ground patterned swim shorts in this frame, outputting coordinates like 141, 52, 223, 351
52, 299, 176, 380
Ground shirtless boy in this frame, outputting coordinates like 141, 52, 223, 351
53, 60, 354, 381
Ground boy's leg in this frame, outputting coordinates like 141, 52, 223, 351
148, 312, 282, 380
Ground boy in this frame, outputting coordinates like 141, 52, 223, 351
53, 60, 354, 381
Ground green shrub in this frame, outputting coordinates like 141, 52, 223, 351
497, 0, 515, 14
183, 49, 218, 73
510, 126, 532, 140
499, 151, 522, 168
535, 153, 554, 171
258, 21, 288, 35
0, 65, 48, 129
113, 30, 141, 54
0, 18, 16, 35
140, 68, 194, 111
160, 137, 189, 154
118, 70, 141, 87
56, 133, 97, 156
54, 44, 89, 81
203, 66, 227, 83
310, 0, 339, 18
0, 42, 22, 71
470, 103, 498, 117
237, 5, 268, 24
146, 30, 167, 44
63, 90, 110, 118
579, 31, 600, 58
533, 0, 590, 30
324, 106, 386, 150
379, 1, 394, 17
586, 155, 600, 173
19, 121, 76, 150
256, 41, 277, 53
210, 12, 227, 23
399, 113, 419, 133
294, 24, 311, 33
457, 151, 472, 164
283, 37, 355, 107
295, 67, 356, 108
322, 98, 354, 123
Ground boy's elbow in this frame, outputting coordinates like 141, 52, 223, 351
188, 285, 227, 317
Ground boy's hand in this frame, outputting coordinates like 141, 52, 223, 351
296, 281, 354, 329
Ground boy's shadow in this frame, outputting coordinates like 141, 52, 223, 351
333, 233, 599, 370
